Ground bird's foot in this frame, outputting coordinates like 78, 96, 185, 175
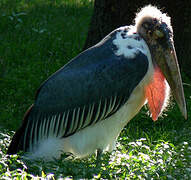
96, 148, 103, 167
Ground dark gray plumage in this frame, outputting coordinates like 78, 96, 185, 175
8, 29, 148, 154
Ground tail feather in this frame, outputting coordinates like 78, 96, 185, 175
7, 105, 34, 154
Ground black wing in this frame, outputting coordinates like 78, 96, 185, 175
8, 30, 148, 153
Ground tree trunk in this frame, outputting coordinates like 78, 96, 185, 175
83, 0, 191, 78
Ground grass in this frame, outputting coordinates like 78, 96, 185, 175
0, 0, 93, 130
0, 0, 191, 179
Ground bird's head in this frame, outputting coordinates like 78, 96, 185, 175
135, 5, 187, 119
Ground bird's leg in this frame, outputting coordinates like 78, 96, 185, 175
96, 148, 103, 167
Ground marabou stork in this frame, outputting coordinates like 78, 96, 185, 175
8, 5, 187, 160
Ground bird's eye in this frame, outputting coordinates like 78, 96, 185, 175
153, 18, 158, 24
154, 30, 164, 38
142, 22, 149, 29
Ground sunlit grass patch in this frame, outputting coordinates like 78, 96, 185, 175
1, 127, 191, 179
106, 139, 177, 179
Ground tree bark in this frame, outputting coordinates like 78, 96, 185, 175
83, 0, 191, 78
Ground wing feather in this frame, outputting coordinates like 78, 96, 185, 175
23, 120, 29, 151
10, 29, 149, 153
29, 119, 35, 151
76, 105, 86, 130
49, 115, 56, 137
33, 118, 39, 148
59, 112, 66, 136
55, 114, 61, 137
63, 110, 70, 136
39, 114, 44, 140
45, 116, 50, 138
93, 100, 102, 124
68, 108, 76, 134
71, 107, 80, 133
111, 95, 117, 111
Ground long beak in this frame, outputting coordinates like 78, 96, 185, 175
160, 43, 187, 119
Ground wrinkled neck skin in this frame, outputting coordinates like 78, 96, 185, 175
149, 45, 161, 68
141, 36, 160, 67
